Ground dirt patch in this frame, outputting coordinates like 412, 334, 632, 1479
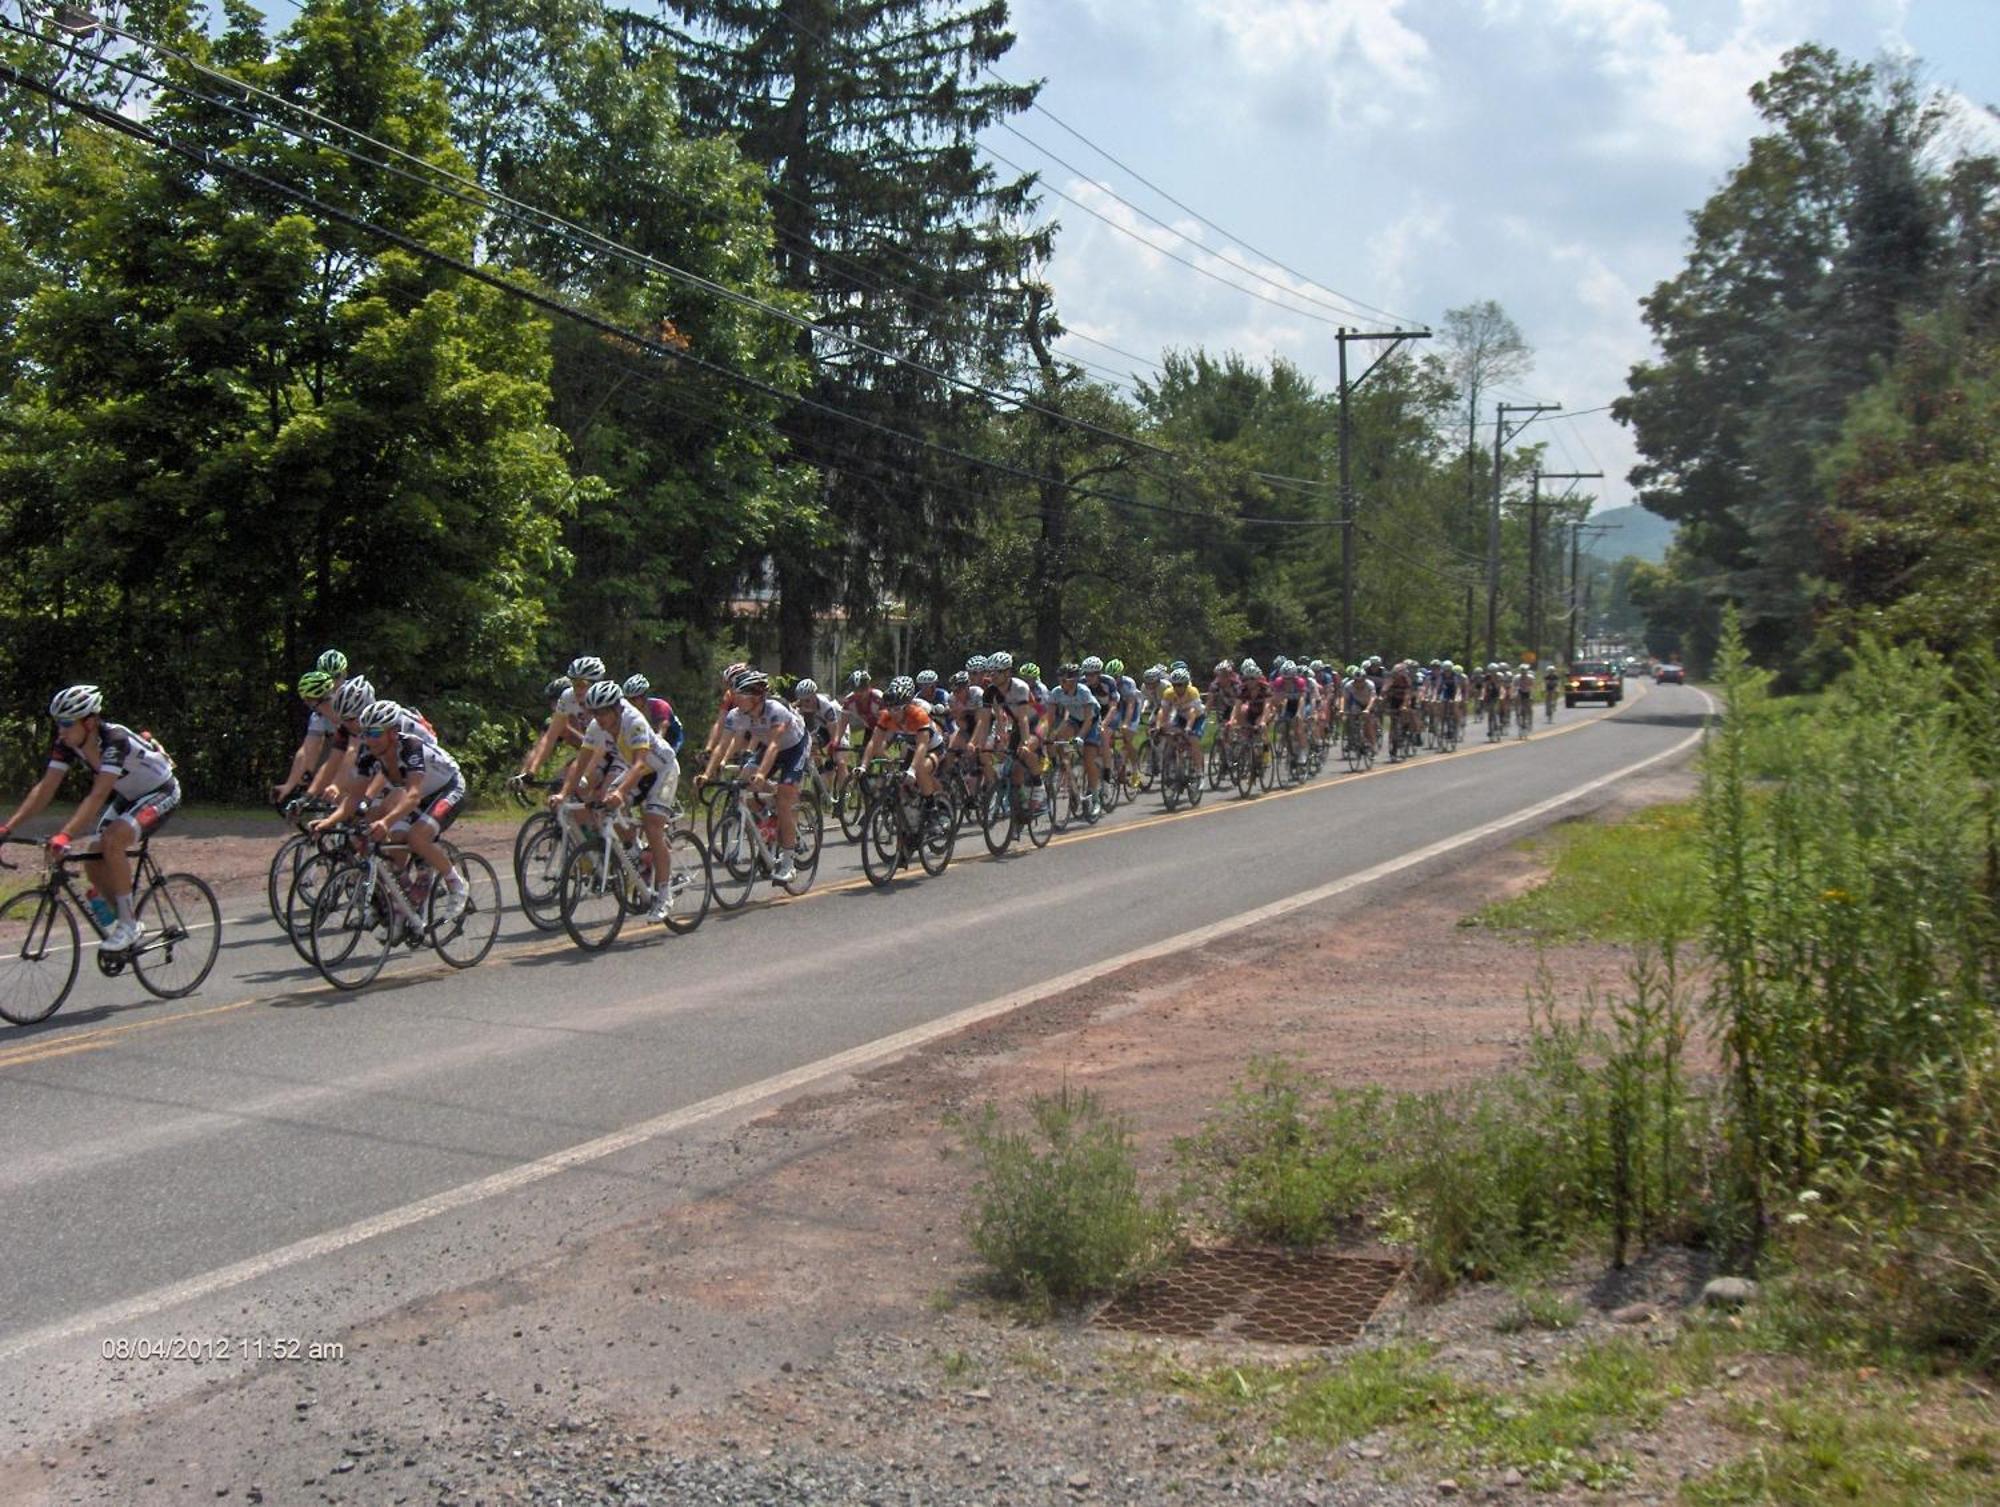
10, 765, 1730, 1506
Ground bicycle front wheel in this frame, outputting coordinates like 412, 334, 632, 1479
710, 807, 757, 911
285, 851, 341, 962
660, 830, 713, 935
784, 794, 824, 896
861, 797, 902, 887
981, 781, 1015, 856
559, 844, 625, 951
0, 890, 80, 1025
309, 863, 392, 991
432, 852, 501, 968
133, 872, 221, 999
516, 816, 567, 932
267, 832, 311, 928
1025, 775, 1056, 848
919, 794, 956, 877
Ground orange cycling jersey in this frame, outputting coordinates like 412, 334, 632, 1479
874, 702, 934, 736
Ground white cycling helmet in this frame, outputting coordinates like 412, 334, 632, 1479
585, 679, 624, 710
793, 678, 818, 699
49, 684, 102, 720
566, 655, 606, 681
915, 669, 939, 688
331, 676, 376, 721
357, 698, 404, 730
1079, 655, 1104, 674
989, 651, 1014, 672
622, 673, 650, 697
1238, 658, 1260, 676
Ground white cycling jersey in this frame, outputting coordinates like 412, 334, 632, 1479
46, 723, 175, 801
723, 699, 806, 752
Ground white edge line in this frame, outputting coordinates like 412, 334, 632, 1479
0, 692, 1711, 1362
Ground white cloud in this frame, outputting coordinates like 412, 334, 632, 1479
1192, 0, 1434, 95
1366, 199, 1453, 314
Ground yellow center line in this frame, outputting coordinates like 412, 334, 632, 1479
0, 686, 1650, 1070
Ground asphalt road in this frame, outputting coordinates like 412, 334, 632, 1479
0, 683, 1706, 1435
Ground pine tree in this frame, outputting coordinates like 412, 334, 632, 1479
650, 0, 1048, 670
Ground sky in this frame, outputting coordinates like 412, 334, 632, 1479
992, 0, 2000, 513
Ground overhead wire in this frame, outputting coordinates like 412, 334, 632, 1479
0, 49, 1348, 533
16, 5, 1186, 466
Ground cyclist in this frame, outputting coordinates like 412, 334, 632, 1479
833, 670, 882, 776
702, 668, 808, 884
1543, 662, 1562, 722
556, 680, 682, 922
1151, 666, 1206, 776
860, 675, 943, 797
790, 677, 844, 770
0, 686, 180, 953
515, 655, 604, 790
1043, 663, 1105, 815
271, 667, 344, 806
973, 651, 1038, 804
1435, 659, 1464, 736
622, 673, 686, 756
1513, 664, 1536, 731
1100, 658, 1142, 778
1340, 665, 1377, 753
1230, 659, 1272, 777
320, 697, 469, 922
914, 669, 948, 713
1383, 660, 1419, 751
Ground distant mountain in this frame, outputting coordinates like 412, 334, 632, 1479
1584, 504, 1676, 566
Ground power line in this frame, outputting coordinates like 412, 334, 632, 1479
0, 51, 1347, 537
994, 119, 1405, 330
25, 6, 1183, 467
988, 78, 1423, 329
979, 139, 1366, 331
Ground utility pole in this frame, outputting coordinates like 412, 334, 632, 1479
1527, 471, 1601, 663
1336, 325, 1430, 664
1566, 521, 1614, 663
1488, 401, 1558, 663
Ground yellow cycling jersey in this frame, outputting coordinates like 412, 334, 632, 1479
1160, 685, 1204, 713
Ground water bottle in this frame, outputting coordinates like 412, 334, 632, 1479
85, 887, 117, 929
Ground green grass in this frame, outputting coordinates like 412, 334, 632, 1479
1469, 799, 1705, 943
1684, 1388, 2000, 1505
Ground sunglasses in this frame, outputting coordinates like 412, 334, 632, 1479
55, 718, 81, 729
361, 724, 390, 738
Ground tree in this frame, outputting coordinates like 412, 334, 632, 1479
657, 0, 1050, 672
0, 0, 578, 794
1615, 46, 1956, 670
423, 1, 813, 680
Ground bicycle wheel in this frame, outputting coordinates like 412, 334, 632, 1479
1024, 774, 1055, 848
512, 810, 554, 895
783, 793, 824, 896
861, 797, 904, 887
309, 863, 392, 991
0, 890, 79, 1025
1160, 744, 1183, 812
919, 793, 956, 876
428, 852, 501, 968
517, 818, 567, 932
1185, 748, 1206, 806
660, 830, 713, 935
267, 832, 311, 928
132, 872, 221, 1000
710, 806, 757, 911
1137, 740, 1158, 793
981, 780, 1016, 855
287, 850, 345, 962
558, 843, 625, 951
834, 768, 867, 843
1272, 738, 1293, 790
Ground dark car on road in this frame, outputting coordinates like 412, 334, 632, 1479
1566, 659, 1623, 707
1656, 662, 1685, 685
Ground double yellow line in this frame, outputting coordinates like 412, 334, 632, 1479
0, 688, 1646, 1072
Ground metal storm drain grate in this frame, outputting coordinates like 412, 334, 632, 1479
1094, 1249, 1405, 1347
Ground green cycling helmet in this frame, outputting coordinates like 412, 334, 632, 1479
1019, 661, 1042, 681
315, 649, 348, 676
1104, 658, 1124, 675
296, 669, 336, 701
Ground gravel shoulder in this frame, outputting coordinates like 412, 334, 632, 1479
3, 761, 1794, 1507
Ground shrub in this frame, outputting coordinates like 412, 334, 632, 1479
962, 1086, 1175, 1304
1174, 1059, 1383, 1246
